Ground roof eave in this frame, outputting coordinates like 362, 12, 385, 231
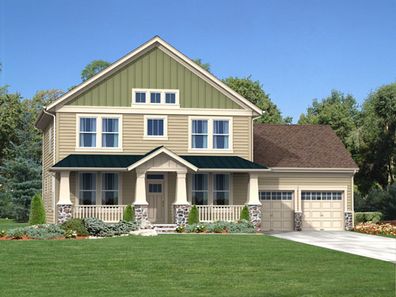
269, 167, 359, 173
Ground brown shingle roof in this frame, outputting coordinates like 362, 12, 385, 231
254, 124, 358, 169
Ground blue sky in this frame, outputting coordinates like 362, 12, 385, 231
1, 0, 395, 122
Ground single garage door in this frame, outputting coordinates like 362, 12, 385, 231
260, 191, 294, 231
302, 191, 344, 231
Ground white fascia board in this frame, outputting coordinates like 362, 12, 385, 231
197, 168, 270, 173
50, 167, 128, 172
270, 167, 358, 173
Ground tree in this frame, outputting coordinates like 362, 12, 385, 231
298, 90, 359, 154
29, 193, 46, 225
223, 76, 291, 123
240, 205, 250, 221
192, 58, 211, 72
123, 205, 134, 222
81, 60, 111, 82
187, 205, 199, 224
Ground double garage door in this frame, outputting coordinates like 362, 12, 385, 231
260, 190, 344, 231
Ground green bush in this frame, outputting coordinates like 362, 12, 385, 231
184, 220, 255, 234
240, 205, 250, 221
354, 212, 383, 224
84, 218, 139, 237
188, 205, 199, 225
123, 205, 134, 222
7, 228, 25, 239
61, 218, 89, 236
24, 224, 64, 240
186, 223, 206, 233
28, 193, 46, 225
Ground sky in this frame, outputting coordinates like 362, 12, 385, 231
1, 0, 395, 122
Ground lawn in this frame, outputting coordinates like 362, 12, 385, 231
0, 218, 28, 231
0, 235, 394, 297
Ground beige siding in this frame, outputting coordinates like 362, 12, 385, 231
70, 172, 77, 205
122, 171, 135, 205
42, 123, 55, 223
57, 113, 251, 161
167, 172, 176, 224
258, 172, 354, 211
233, 173, 249, 205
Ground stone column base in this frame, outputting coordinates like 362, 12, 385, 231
134, 204, 148, 224
247, 204, 261, 231
174, 204, 191, 225
344, 212, 353, 231
57, 204, 72, 224
294, 211, 303, 231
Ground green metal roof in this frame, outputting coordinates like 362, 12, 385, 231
180, 155, 267, 169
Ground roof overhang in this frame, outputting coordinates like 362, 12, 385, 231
269, 167, 359, 174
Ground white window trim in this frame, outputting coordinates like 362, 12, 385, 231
188, 116, 233, 153
212, 173, 233, 205
76, 114, 123, 151
189, 173, 233, 205
191, 173, 209, 205
132, 88, 180, 108
143, 115, 168, 140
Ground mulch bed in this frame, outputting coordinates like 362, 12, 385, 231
0, 236, 89, 241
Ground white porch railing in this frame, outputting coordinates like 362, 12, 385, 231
196, 205, 244, 222
73, 205, 127, 223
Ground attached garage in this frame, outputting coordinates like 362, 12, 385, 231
301, 191, 344, 231
260, 191, 294, 231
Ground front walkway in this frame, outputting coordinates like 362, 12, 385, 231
269, 231, 396, 263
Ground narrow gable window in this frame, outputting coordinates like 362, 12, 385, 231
191, 120, 208, 149
213, 120, 229, 149
165, 92, 176, 104
79, 118, 96, 147
135, 92, 146, 103
150, 92, 161, 103
102, 118, 119, 148
132, 89, 179, 107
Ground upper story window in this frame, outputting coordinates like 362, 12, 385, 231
77, 115, 122, 150
144, 115, 168, 140
132, 89, 179, 107
189, 117, 232, 152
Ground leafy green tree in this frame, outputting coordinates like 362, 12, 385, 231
192, 58, 211, 72
187, 205, 199, 224
81, 60, 111, 81
123, 205, 134, 222
29, 193, 46, 225
223, 76, 291, 123
240, 205, 250, 221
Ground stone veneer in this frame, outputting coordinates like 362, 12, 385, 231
294, 211, 303, 231
247, 205, 262, 231
344, 212, 353, 231
134, 205, 148, 223
174, 204, 191, 225
57, 204, 72, 224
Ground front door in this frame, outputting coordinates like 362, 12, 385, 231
146, 175, 165, 223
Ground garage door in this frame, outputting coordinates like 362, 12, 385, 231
260, 191, 294, 231
302, 191, 344, 231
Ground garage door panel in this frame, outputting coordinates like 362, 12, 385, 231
271, 201, 282, 209
272, 211, 283, 220
260, 191, 294, 232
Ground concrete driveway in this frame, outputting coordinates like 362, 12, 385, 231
270, 231, 396, 263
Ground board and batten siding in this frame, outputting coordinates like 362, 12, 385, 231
68, 47, 241, 110
258, 172, 354, 211
56, 112, 251, 160
42, 123, 55, 223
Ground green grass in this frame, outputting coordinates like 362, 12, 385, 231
0, 235, 394, 297
0, 218, 28, 231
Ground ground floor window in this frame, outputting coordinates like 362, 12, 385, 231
213, 174, 230, 205
192, 174, 208, 205
301, 191, 342, 200
79, 173, 96, 205
259, 191, 293, 200
102, 173, 119, 205
78, 172, 120, 205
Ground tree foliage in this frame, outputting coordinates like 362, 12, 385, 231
81, 60, 111, 82
123, 205, 134, 222
187, 205, 199, 225
192, 58, 211, 72
29, 193, 46, 225
223, 76, 291, 123
240, 205, 250, 221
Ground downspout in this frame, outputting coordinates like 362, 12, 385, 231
43, 108, 56, 164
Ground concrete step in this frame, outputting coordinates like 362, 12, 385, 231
153, 224, 177, 233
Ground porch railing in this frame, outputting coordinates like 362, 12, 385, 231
73, 205, 127, 223
196, 205, 244, 222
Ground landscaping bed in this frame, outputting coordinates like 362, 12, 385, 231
353, 222, 396, 237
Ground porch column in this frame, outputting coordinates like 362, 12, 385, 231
173, 171, 190, 225
247, 173, 262, 231
133, 171, 148, 224
57, 171, 72, 224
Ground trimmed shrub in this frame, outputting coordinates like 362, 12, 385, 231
61, 218, 89, 236
185, 220, 255, 234
6, 224, 64, 240
123, 205, 134, 222
355, 212, 383, 224
240, 205, 250, 221
84, 218, 139, 237
7, 228, 25, 239
186, 223, 206, 233
29, 193, 46, 225
188, 205, 199, 225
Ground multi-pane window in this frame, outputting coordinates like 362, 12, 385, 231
192, 174, 208, 205
102, 118, 119, 148
301, 191, 342, 201
148, 184, 162, 193
259, 191, 293, 200
147, 119, 164, 136
213, 174, 229, 205
191, 120, 208, 149
79, 118, 96, 147
102, 173, 119, 205
213, 120, 229, 149
150, 92, 161, 103
135, 92, 146, 103
165, 92, 176, 104
79, 173, 96, 205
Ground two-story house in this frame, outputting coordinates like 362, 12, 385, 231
35, 36, 358, 231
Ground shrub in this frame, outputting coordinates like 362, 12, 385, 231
24, 224, 64, 240
354, 222, 396, 236
84, 218, 139, 237
354, 212, 383, 224
175, 225, 185, 233
0, 230, 6, 237
28, 193, 46, 225
186, 223, 206, 233
188, 205, 199, 225
7, 228, 25, 239
110, 220, 139, 235
227, 219, 255, 233
206, 221, 227, 233
123, 205, 134, 222
185, 220, 255, 234
65, 229, 77, 239
61, 218, 89, 236
240, 205, 250, 221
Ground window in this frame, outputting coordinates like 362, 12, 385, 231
213, 174, 229, 205
147, 174, 164, 180
191, 120, 208, 149
213, 120, 229, 149
148, 183, 162, 193
101, 173, 119, 205
301, 191, 343, 201
102, 118, 119, 148
144, 116, 167, 138
192, 174, 208, 205
259, 191, 293, 201
79, 118, 96, 147
150, 92, 161, 103
165, 92, 176, 104
135, 92, 146, 103
79, 173, 96, 205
